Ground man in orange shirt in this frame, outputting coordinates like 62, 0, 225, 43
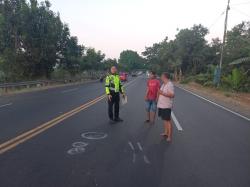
145, 71, 160, 124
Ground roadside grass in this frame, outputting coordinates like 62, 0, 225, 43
224, 92, 231, 97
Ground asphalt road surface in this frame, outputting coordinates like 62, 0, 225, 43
0, 76, 249, 187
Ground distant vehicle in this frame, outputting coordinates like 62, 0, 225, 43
120, 72, 128, 82
131, 72, 137, 77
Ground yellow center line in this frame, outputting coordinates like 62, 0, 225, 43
0, 77, 140, 155
0, 94, 106, 155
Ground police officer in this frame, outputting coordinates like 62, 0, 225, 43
105, 66, 125, 123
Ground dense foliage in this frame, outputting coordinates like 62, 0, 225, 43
118, 50, 145, 71
143, 23, 250, 92
0, 0, 109, 82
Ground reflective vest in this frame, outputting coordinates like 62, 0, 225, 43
105, 74, 124, 95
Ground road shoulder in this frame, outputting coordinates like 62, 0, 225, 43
175, 82, 250, 119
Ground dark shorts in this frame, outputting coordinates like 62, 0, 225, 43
158, 108, 172, 121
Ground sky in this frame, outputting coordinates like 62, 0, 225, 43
44, 0, 250, 58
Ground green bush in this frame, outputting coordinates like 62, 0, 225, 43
0, 70, 5, 83
180, 67, 250, 93
180, 73, 211, 86
180, 76, 194, 84
222, 68, 248, 92
224, 92, 231, 97
203, 80, 214, 87
51, 68, 71, 80
193, 73, 210, 85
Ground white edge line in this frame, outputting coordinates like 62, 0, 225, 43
0, 103, 12, 108
171, 112, 183, 131
137, 142, 143, 151
176, 85, 250, 122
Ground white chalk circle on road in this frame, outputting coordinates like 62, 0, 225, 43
81, 132, 108, 140
72, 142, 88, 148
67, 147, 86, 155
67, 141, 88, 155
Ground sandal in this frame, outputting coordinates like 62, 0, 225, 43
160, 133, 168, 137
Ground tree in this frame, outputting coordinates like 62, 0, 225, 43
102, 58, 118, 71
143, 41, 165, 73
0, 0, 106, 81
143, 24, 211, 75
59, 30, 84, 75
119, 50, 145, 71
80, 48, 105, 70
174, 24, 209, 74
143, 23, 249, 92
225, 22, 250, 66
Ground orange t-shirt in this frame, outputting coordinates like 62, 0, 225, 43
147, 79, 160, 100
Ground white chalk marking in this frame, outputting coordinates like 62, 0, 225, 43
81, 132, 107, 140
61, 88, 78, 93
143, 155, 151, 164
171, 112, 183, 131
67, 147, 86, 155
176, 86, 250, 122
133, 153, 136, 163
0, 103, 12, 108
72, 142, 88, 148
128, 141, 135, 151
137, 142, 143, 151
128, 142, 137, 163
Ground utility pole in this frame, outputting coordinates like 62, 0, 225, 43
219, 0, 230, 70
215, 0, 230, 86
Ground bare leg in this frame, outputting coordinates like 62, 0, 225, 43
166, 120, 172, 142
162, 120, 168, 136
150, 112, 156, 124
145, 111, 150, 122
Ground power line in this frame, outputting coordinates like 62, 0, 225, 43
231, 1, 250, 6
231, 7, 250, 19
209, 11, 225, 30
